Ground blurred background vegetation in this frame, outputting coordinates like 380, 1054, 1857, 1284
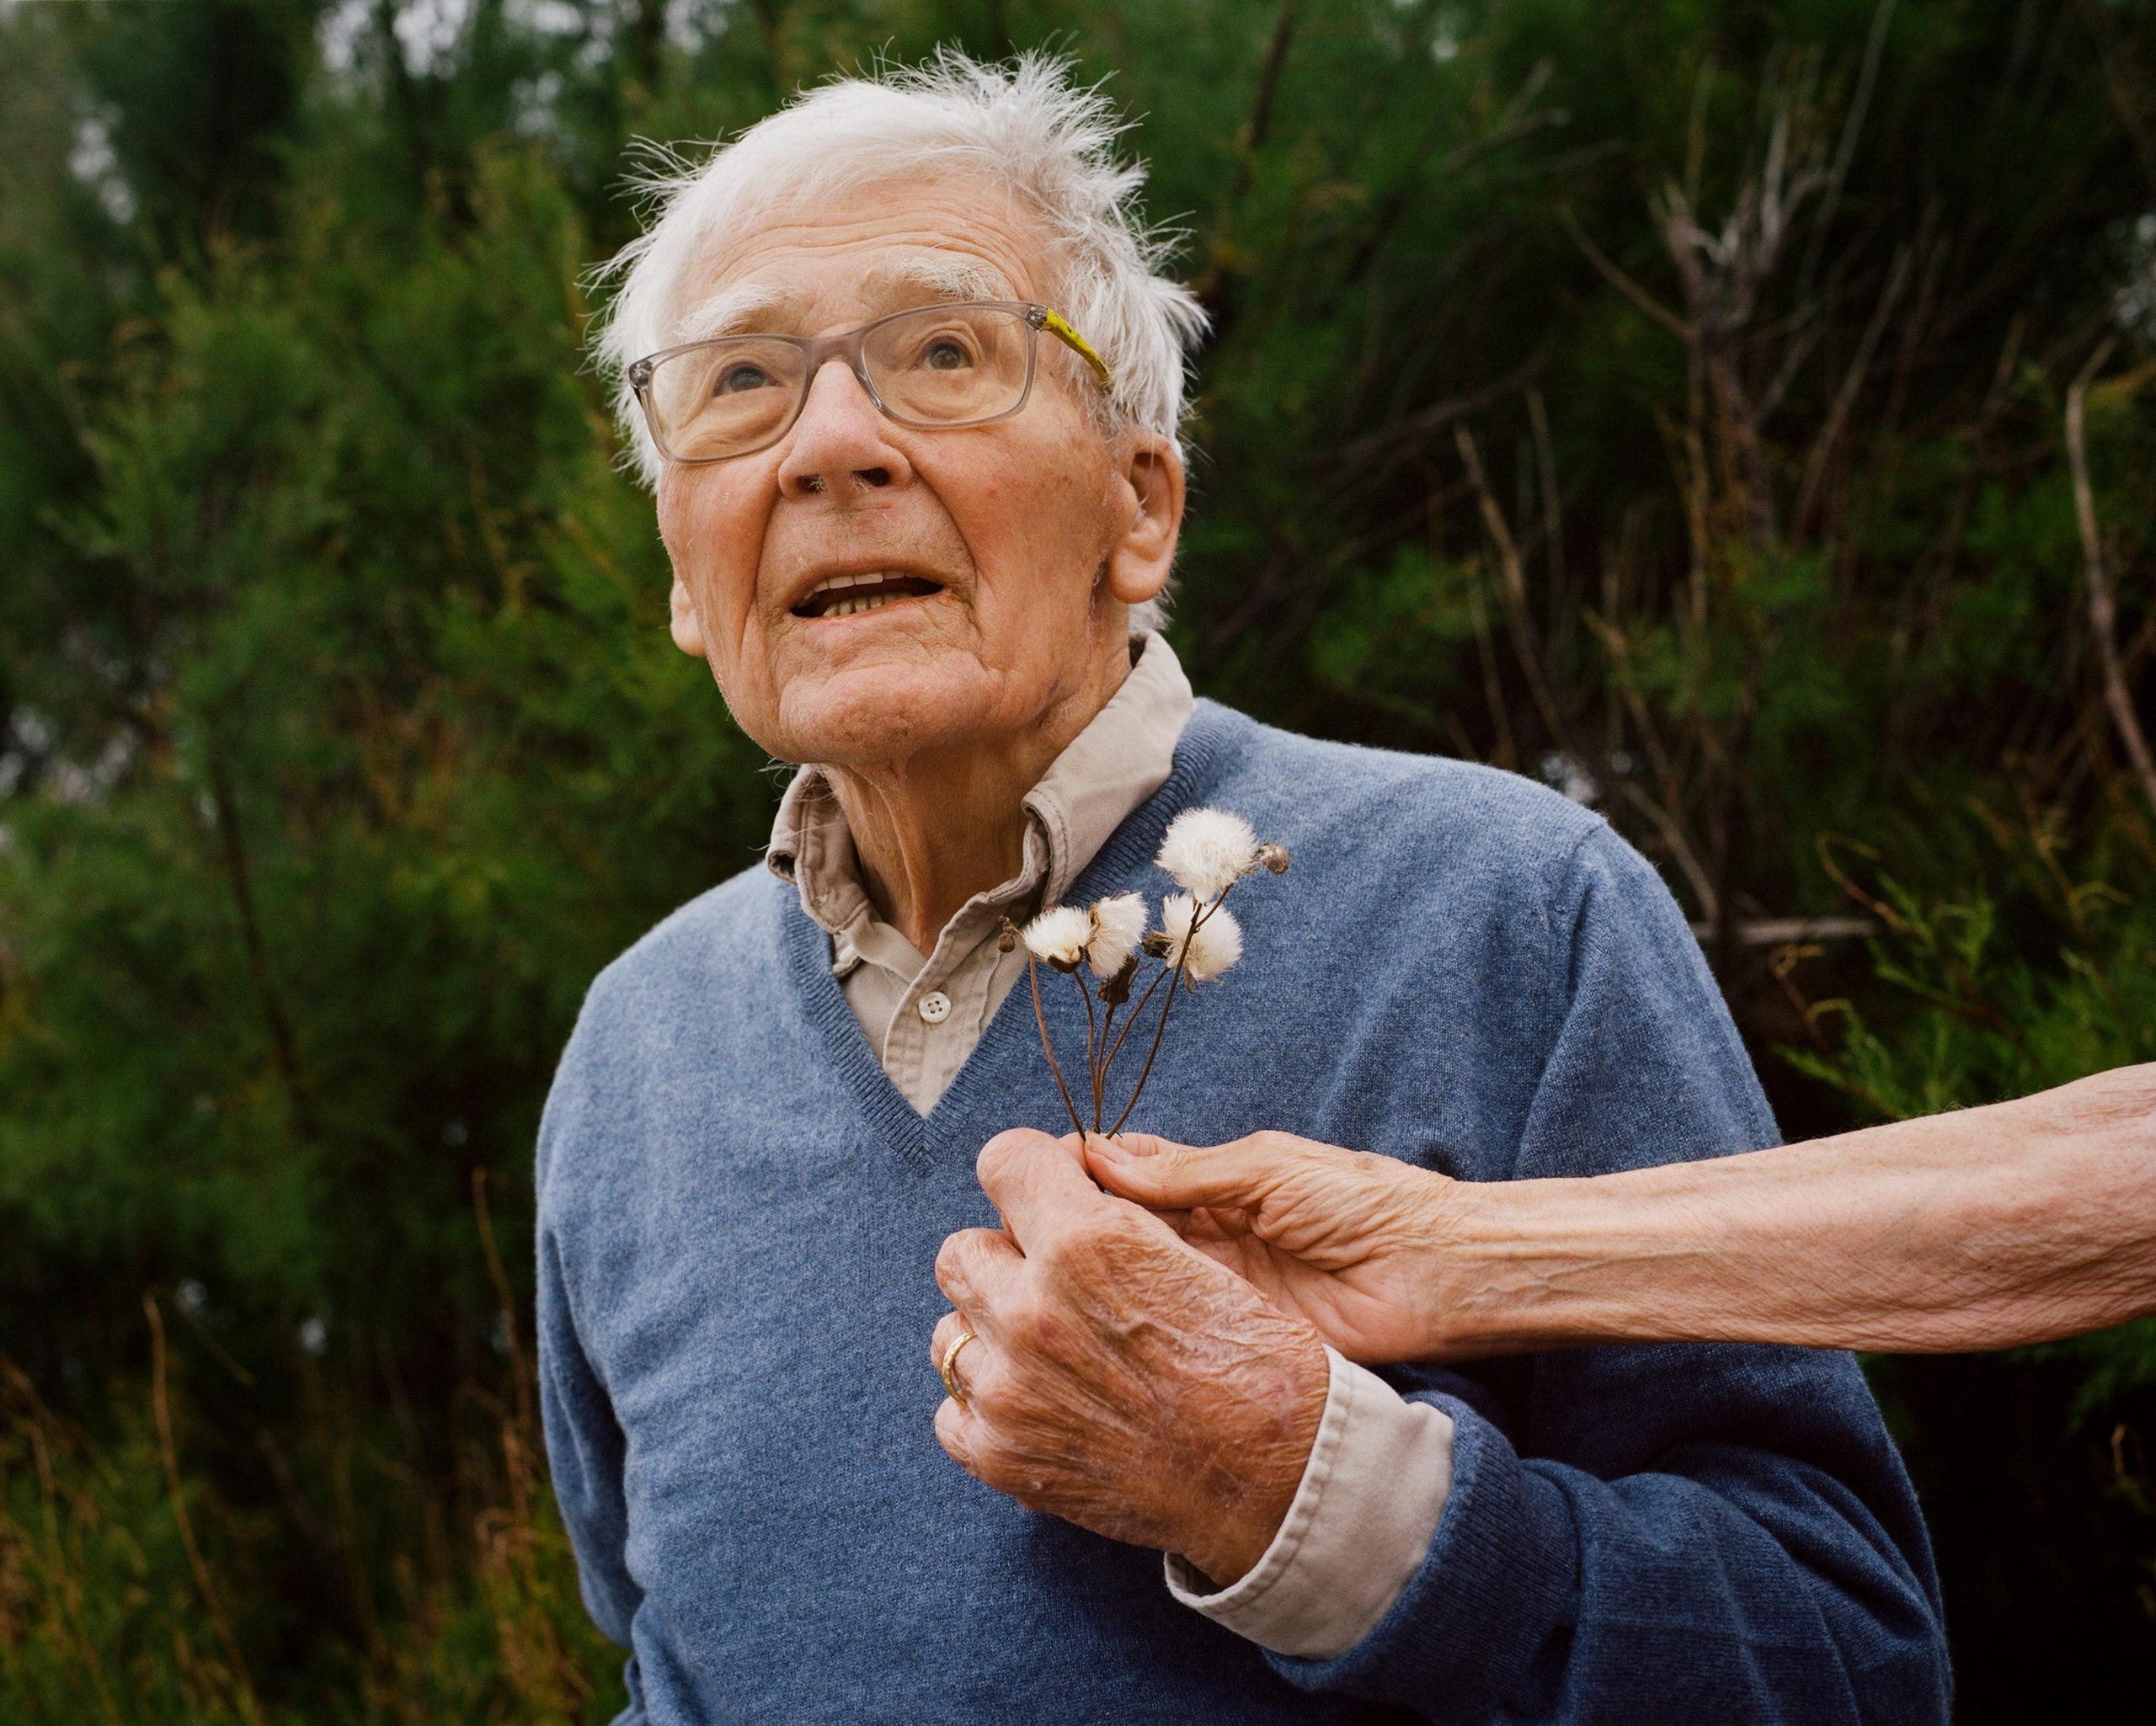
1, 0, 2152, 1718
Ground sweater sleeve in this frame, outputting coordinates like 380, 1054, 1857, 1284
535, 1057, 646, 1706
536, 1219, 643, 1652
1262, 823, 1951, 1723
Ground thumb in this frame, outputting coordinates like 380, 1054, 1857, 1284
1083, 1129, 1310, 1211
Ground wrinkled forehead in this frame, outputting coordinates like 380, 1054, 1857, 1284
673, 253, 1022, 346
662, 173, 1060, 348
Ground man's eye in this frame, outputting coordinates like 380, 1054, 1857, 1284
715, 364, 774, 395
921, 337, 974, 370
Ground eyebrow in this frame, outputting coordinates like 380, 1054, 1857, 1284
873, 256, 1014, 303
671, 257, 1018, 344
672, 283, 787, 346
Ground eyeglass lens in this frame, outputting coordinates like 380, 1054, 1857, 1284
645, 304, 1034, 461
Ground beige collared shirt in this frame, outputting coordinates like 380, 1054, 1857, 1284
767, 630, 1198, 1115
765, 630, 1454, 1660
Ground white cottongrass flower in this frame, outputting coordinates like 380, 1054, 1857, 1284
1021, 904, 1092, 971
1086, 892, 1148, 978
1157, 892, 1244, 984
1156, 807, 1258, 899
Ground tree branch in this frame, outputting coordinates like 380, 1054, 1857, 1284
2066, 337, 2156, 821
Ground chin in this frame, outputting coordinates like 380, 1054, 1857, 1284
766, 658, 997, 768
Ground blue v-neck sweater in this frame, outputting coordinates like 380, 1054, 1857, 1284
536, 701, 1949, 1726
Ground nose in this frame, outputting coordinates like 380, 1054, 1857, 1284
776, 359, 914, 498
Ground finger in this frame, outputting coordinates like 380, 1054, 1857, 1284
933, 1226, 1024, 1321
926, 1310, 991, 1404
929, 1308, 968, 1373
933, 1393, 981, 1477
1083, 1128, 1315, 1211
975, 1127, 1114, 1253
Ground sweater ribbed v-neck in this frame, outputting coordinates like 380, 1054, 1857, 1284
776, 697, 1232, 1167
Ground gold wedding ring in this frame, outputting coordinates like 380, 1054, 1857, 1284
940, 1328, 979, 1405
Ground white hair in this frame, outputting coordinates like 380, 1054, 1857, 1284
585, 46, 1210, 630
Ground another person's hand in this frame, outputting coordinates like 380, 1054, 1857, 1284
1088, 1068, 2156, 1360
1083, 1128, 1471, 1364
931, 1128, 1330, 1587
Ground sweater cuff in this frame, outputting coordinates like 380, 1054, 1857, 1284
1163, 1345, 1454, 1659
1260, 1393, 1580, 1713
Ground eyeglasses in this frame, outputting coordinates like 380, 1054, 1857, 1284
626, 300, 1113, 465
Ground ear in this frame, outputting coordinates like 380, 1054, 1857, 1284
1101, 434, 1185, 610
655, 467, 709, 658
669, 575, 707, 658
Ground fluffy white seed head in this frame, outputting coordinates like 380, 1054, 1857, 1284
1157, 892, 1243, 984
1022, 904, 1092, 969
1156, 807, 1259, 899
1085, 892, 1148, 978
585, 49, 1212, 633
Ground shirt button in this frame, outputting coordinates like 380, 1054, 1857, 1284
917, 990, 952, 1025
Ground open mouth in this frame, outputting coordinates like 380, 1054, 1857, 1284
792, 571, 945, 620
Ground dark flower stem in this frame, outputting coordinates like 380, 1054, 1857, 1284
1095, 996, 1118, 1129
1107, 883, 1236, 1137
1079, 974, 1102, 1132
1100, 964, 1171, 1075
1028, 954, 1086, 1134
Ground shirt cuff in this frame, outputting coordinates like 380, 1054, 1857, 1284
1162, 1345, 1455, 1659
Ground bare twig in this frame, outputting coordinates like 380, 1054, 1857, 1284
1794, 240, 1916, 532
1688, 916, 1876, 946
145, 1294, 261, 1718
2076, 0, 2156, 196
1336, 353, 1547, 465
1796, 0, 1900, 300
1464, 579, 1518, 770
1456, 424, 1574, 753
1815, 832, 1909, 934
1615, 779, 1721, 921
4, 1365, 125, 1726
1193, 0, 1306, 339
1235, 0, 1303, 204
472, 1170, 535, 1461
1528, 387, 1570, 665
206, 748, 317, 1141
1555, 205, 1689, 339
1337, 61, 1561, 294
2066, 335, 2156, 820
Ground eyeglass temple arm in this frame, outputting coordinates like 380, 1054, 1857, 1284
1032, 306, 1113, 387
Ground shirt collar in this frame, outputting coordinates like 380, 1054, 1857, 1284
766, 630, 1195, 948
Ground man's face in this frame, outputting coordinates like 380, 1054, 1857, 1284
654, 177, 1175, 769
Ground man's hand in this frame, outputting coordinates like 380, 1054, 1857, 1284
1083, 1129, 1475, 1364
931, 1128, 1331, 1588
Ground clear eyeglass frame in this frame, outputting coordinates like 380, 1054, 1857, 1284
626, 300, 1113, 465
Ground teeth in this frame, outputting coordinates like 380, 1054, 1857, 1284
807, 569, 903, 605
825, 592, 901, 619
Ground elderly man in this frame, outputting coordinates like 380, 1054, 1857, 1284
536, 51, 1949, 1726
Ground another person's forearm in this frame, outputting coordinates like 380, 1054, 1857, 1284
1443, 1067, 2156, 1356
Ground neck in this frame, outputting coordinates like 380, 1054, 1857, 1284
822, 642, 1134, 956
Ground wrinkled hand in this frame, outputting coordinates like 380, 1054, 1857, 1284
1083, 1129, 1471, 1365
931, 1128, 1331, 1588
